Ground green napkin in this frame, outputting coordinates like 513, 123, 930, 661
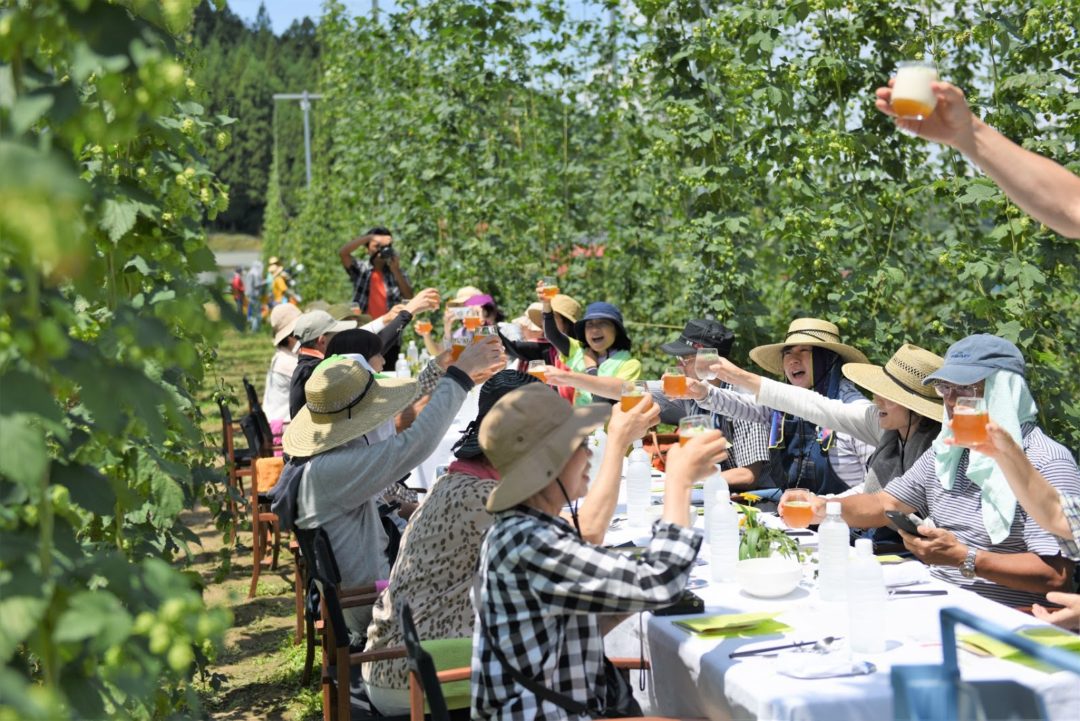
876, 555, 907, 564
420, 637, 472, 710
675, 611, 791, 637
959, 626, 1080, 673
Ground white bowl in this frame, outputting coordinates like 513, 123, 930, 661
736, 556, 803, 598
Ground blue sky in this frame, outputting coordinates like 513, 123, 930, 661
225, 0, 606, 34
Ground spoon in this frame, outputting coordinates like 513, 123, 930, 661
729, 636, 842, 658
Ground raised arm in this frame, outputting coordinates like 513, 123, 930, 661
338, 234, 370, 270
542, 311, 572, 357
687, 380, 772, 425
497, 327, 548, 363
875, 80, 1080, 239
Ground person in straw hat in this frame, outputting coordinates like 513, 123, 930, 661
470, 384, 727, 720
782, 334, 1079, 609
261, 303, 302, 422
710, 342, 944, 495
687, 317, 875, 496
498, 288, 583, 404
282, 337, 505, 637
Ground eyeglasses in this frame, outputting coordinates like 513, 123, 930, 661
931, 381, 980, 398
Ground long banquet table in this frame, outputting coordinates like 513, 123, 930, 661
602, 496, 1080, 721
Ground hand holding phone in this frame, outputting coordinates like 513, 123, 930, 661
885, 509, 927, 537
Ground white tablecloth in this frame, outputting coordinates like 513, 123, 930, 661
603, 506, 1080, 721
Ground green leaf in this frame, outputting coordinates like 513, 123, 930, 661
10, 93, 55, 135
100, 198, 139, 243
150, 473, 184, 519
0, 593, 48, 662
0, 369, 63, 428
53, 591, 132, 648
0, 415, 48, 490
955, 181, 998, 205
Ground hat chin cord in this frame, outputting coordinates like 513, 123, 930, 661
555, 477, 583, 539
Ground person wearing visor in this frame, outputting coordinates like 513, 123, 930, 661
541, 301, 642, 406
650, 319, 771, 490
687, 317, 875, 495
471, 384, 727, 720
781, 334, 1079, 608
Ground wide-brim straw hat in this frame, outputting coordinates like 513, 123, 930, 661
519, 303, 544, 333
447, 286, 484, 308
282, 357, 417, 457
270, 303, 301, 346
749, 318, 868, 377
482, 384, 607, 512
528, 295, 582, 328
842, 343, 944, 421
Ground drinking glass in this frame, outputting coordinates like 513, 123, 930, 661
471, 325, 498, 343
527, 359, 548, 383
951, 396, 989, 446
415, 319, 433, 335
447, 338, 467, 362
694, 348, 720, 380
781, 501, 814, 529
662, 367, 688, 399
540, 275, 559, 299
463, 306, 483, 331
678, 414, 711, 446
891, 61, 938, 120
620, 381, 647, 412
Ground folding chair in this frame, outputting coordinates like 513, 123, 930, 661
218, 399, 255, 542
249, 457, 284, 598
892, 607, 1080, 721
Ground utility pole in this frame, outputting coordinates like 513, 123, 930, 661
272, 91, 324, 188
372, 0, 379, 21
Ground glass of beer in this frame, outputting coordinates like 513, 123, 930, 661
951, 396, 989, 446
416, 319, 433, 335
891, 61, 938, 120
620, 381, 647, 412
448, 338, 467, 362
540, 275, 559, 299
663, 367, 688, 399
527, 359, 548, 383
463, 306, 483, 331
781, 501, 814, 529
471, 325, 497, 343
694, 348, 719, 380
678, 414, 711, 446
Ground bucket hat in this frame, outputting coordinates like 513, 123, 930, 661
282, 357, 417, 457
482, 385, 607, 512
528, 294, 582, 329
270, 303, 301, 346
571, 302, 631, 347
661, 319, 735, 357
519, 303, 544, 333
922, 334, 1026, 386
842, 343, 944, 421
749, 318, 868, 377
454, 370, 542, 460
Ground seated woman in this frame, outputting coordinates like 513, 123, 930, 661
362, 373, 662, 715
471, 384, 727, 719
262, 303, 301, 422
688, 318, 875, 494
710, 343, 944, 494
498, 290, 582, 404
541, 300, 642, 405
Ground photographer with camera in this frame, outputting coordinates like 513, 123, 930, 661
339, 227, 416, 366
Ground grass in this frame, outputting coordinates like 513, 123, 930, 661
189, 327, 319, 721
208, 232, 262, 253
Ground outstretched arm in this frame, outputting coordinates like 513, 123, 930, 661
338, 234, 369, 270
875, 80, 1080, 239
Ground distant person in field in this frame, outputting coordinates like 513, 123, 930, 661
339, 227, 415, 367
875, 79, 1080, 239
229, 267, 244, 315
244, 259, 264, 331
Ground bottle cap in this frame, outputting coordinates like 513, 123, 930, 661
633, 439, 643, 449
825, 501, 842, 515
855, 538, 873, 557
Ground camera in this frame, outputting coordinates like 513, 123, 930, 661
377, 245, 396, 260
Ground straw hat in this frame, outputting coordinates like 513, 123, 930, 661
842, 344, 944, 421
749, 318, 868, 377
270, 303, 301, 346
482, 385, 607, 512
520, 303, 544, 333
282, 357, 417, 457
447, 286, 484, 308
527, 295, 582, 328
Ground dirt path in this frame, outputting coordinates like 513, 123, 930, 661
185, 507, 319, 720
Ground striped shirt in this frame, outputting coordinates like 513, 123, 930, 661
471, 509, 701, 720
885, 424, 1080, 607
1060, 493, 1080, 561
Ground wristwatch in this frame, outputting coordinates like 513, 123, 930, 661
959, 547, 978, 579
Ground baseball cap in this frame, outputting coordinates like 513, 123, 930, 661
922, 334, 1026, 386
293, 310, 355, 344
661, 319, 736, 357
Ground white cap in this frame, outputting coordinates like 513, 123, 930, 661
825, 501, 842, 515
855, 537, 873, 557
633, 439, 643, 449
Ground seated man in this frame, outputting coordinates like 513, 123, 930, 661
471, 384, 728, 719
782, 334, 1079, 608
282, 337, 504, 637
652, 319, 770, 490
288, 310, 355, 419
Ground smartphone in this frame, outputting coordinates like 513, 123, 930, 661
885, 510, 926, 537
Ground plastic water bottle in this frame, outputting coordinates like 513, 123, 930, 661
394, 356, 411, 378
710, 491, 739, 582
588, 428, 607, 491
703, 471, 727, 543
625, 440, 652, 528
817, 501, 849, 602
847, 538, 887, 654
406, 340, 419, 371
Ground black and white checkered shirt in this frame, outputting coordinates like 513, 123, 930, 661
470, 506, 702, 720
